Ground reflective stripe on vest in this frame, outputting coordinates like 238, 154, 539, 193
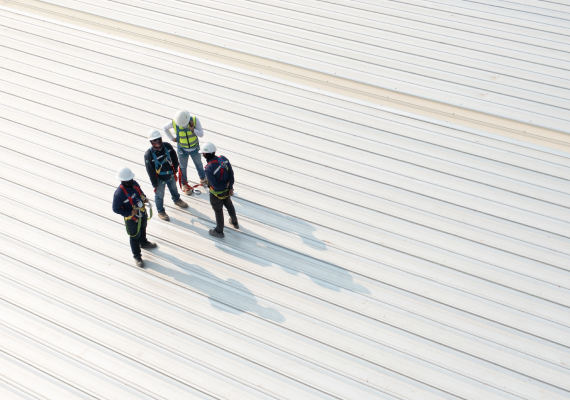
173, 116, 198, 149
151, 148, 173, 176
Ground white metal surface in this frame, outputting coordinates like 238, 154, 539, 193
0, 1, 569, 399
35, 0, 570, 132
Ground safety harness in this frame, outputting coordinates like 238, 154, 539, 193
120, 184, 152, 237
207, 156, 231, 199
151, 147, 173, 178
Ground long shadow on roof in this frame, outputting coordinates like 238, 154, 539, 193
216, 198, 371, 296
163, 196, 370, 306
145, 247, 286, 324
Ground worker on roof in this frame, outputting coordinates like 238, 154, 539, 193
145, 129, 188, 221
200, 142, 238, 238
112, 167, 156, 268
164, 109, 208, 195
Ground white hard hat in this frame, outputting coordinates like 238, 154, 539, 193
148, 129, 161, 141
116, 167, 135, 181
174, 110, 190, 127
199, 142, 216, 154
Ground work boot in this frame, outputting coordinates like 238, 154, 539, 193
174, 199, 188, 208
140, 241, 157, 249
181, 184, 193, 195
158, 212, 170, 221
228, 217, 239, 229
209, 228, 224, 238
134, 256, 145, 268
200, 178, 209, 189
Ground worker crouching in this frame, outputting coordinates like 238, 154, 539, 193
112, 167, 156, 268
145, 129, 188, 221
200, 142, 238, 238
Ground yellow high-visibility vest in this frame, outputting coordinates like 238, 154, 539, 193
173, 116, 197, 149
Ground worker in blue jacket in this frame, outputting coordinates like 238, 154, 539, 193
112, 167, 156, 268
145, 129, 188, 222
199, 142, 238, 238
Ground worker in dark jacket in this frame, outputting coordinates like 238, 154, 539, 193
200, 142, 238, 238
112, 167, 156, 268
145, 129, 188, 221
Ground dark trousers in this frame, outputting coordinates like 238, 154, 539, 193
125, 212, 148, 258
209, 193, 237, 233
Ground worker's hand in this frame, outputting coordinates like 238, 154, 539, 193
188, 120, 194, 133
172, 138, 177, 143
143, 198, 150, 204
229, 189, 234, 196
131, 209, 137, 217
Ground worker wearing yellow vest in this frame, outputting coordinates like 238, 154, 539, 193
163, 110, 208, 194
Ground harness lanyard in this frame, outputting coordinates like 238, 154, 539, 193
178, 165, 188, 188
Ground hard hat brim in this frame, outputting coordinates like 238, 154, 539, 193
116, 171, 135, 181
148, 129, 162, 141
198, 142, 216, 153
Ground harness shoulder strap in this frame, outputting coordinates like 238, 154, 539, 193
151, 150, 161, 170
133, 184, 143, 197
120, 184, 138, 222
165, 145, 172, 163
217, 156, 228, 177
207, 157, 229, 181
120, 185, 134, 206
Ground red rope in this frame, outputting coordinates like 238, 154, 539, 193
178, 167, 201, 191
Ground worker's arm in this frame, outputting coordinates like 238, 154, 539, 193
167, 143, 180, 171
205, 167, 217, 190
133, 181, 148, 204
227, 159, 235, 190
112, 189, 132, 218
193, 117, 204, 137
163, 120, 176, 142
144, 150, 159, 188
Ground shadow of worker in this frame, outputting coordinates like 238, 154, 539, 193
144, 247, 285, 324
233, 196, 328, 252
219, 198, 371, 295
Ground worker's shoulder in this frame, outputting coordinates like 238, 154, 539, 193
163, 142, 174, 151
113, 185, 125, 198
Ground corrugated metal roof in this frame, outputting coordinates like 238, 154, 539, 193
21, 0, 570, 134
0, 0, 569, 399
